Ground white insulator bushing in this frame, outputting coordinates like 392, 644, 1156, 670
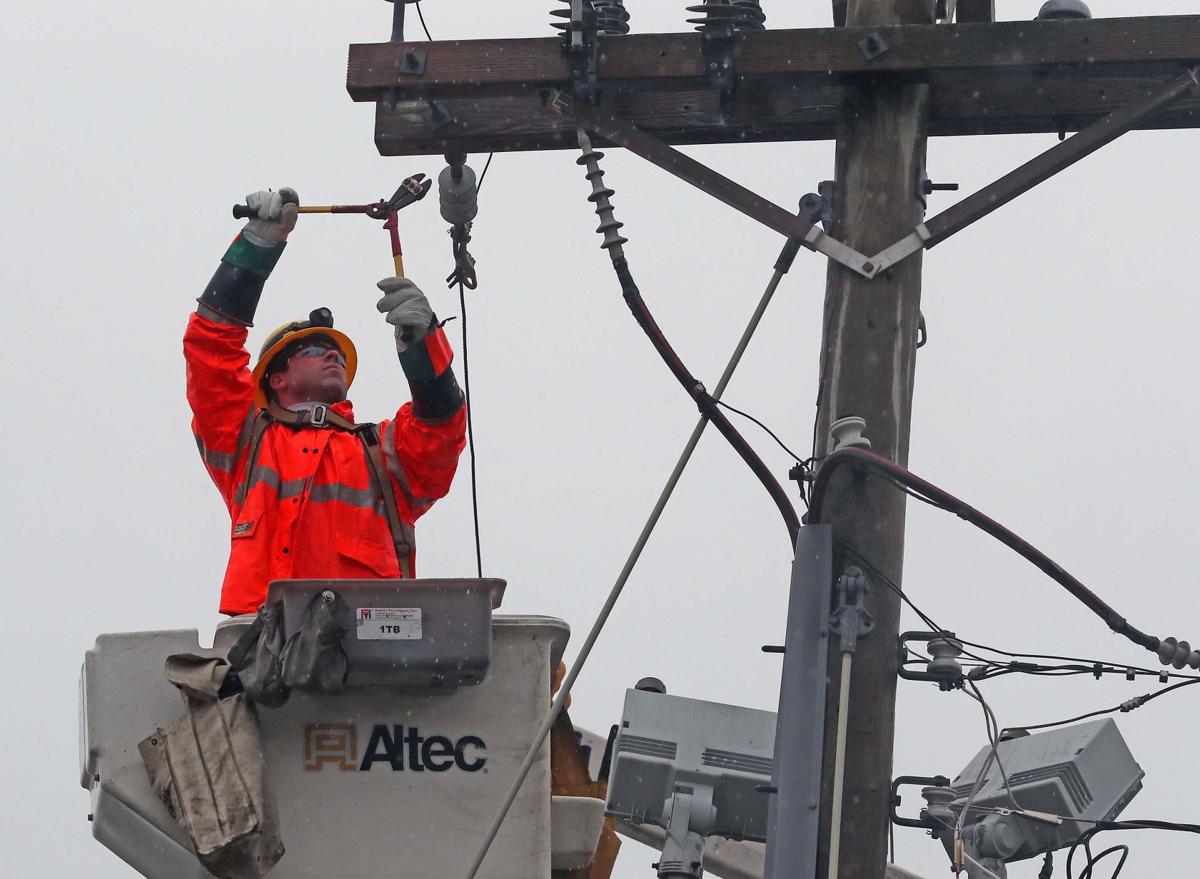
830, 416, 872, 451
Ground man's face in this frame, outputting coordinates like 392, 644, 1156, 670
268, 337, 349, 406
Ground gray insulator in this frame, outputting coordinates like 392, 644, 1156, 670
927, 637, 964, 685
1036, 0, 1092, 20
551, 0, 595, 37
685, 0, 766, 35
575, 128, 628, 258
1157, 637, 1200, 671
593, 0, 631, 35
438, 163, 478, 226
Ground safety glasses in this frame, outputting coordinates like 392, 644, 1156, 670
290, 344, 346, 366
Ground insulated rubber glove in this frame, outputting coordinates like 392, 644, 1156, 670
197, 188, 298, 326
376, 277, 435, 352
242, 188, 300, 247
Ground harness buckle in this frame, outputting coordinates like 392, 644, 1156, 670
310, 404, 329, 428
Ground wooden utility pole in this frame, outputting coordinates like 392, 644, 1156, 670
344, 10, 1200, 878
814, 2, 932, 877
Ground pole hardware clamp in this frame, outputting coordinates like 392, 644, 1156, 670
552, 0, 602, 101
890, 775, 952, 832
685, 1, 766, 113
897, 630, 965, 690
858, 32, 889, 61
830, 567, 874, 655
397, 49, 427, 76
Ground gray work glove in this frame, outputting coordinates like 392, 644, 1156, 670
242, 187, 299, 247
376, 277, 435, 352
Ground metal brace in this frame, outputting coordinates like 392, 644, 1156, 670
868, 67, 1200, 276
553, 93, 880, 279
830, 567, 875, 655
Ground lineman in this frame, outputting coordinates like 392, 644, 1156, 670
184, 188, 466, 615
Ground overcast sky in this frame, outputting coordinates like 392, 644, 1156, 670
4, 2, 1199, 878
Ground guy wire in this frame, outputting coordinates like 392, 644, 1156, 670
464, 252, 796, 878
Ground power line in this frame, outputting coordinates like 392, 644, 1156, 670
401, 4, 486, 579
414, 0, 433, 40
716, 399, 806, 463
457, 280, 483, 578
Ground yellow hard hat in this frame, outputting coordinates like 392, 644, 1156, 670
251, 307, 358, 408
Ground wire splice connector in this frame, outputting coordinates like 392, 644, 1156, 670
575, 129, 629, 258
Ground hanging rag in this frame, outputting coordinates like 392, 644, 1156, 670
281, 588, 351, 693
139, 654, 285, 879
228, 602, 290, 708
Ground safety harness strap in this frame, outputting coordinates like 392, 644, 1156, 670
264, 402, 362, 433
358, 426, 415, 579
236, 406, 414, 577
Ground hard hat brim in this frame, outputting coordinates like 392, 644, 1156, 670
251, 326, 358, 409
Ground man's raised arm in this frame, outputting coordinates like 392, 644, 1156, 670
376, 276, 467, 520
184, 188, 298, 501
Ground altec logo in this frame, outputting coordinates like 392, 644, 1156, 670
304, 723, 487, 773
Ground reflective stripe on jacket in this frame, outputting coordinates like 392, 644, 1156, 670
184, 312, 467, 616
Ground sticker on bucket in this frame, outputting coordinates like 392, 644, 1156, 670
356, 607, 422, 640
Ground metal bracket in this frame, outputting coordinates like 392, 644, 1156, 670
868, 67, 1200, 276
890, 775, 952, 831
858, 32, 889, 61
897, 630, 965, 690
553, 93, 879, 279
397, 49, 427, 76
698, 23, 736, 113
800, 187, 834, 228
830, 567, 875, 655
425, 99, 454, 131
556, 0, 600, 102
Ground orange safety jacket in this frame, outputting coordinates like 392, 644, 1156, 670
184, 312, 466, 616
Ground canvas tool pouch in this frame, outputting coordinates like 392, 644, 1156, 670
281, 588, 351, 693
139, 654, 285, 879
228, 602, 290, 708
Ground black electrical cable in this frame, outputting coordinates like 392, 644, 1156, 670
1076, 845, 1128, 879
1066, 821, 1200, 879
404, 5, 484, 578
414, 1, 433, 40
840, 540, 1200, 704
809, 447, 1172, 660
1014, 677, 1200, 733
810, 293, 840, 459
716, 399, 807, 464
457, 279, 483, 578
610, 256, 801, 546
476, 152, 495, 195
